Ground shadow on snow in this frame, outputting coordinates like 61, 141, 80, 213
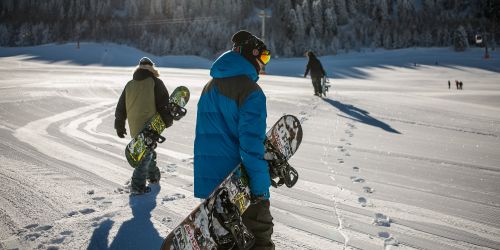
321, 98, 401, 134
87, 185, 163, 250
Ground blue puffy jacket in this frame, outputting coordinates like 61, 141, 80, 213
194, 51, 270, 199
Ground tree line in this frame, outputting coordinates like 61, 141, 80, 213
0, 0, 498, 57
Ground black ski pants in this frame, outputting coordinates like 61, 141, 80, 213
311, 77, 322, 95
242, 200, 275, 250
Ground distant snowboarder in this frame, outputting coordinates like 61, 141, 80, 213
448, 80, 450, 89
304, 51, 327, 96
114, 57, 174, 195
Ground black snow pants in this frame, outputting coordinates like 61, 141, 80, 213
312, 77, 322, 95
242, 200, 275, 250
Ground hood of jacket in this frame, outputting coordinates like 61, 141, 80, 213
210, 51, 259, 82
133, 67, 157, 81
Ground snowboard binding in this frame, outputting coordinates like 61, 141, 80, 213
169, 102, 187, 121
268, 156, 299, 188
209, 188, 255, 250
321, 76, 331, 97
142, 127, 165, 150
140, 101, 187, 150
265, 142, 299, 188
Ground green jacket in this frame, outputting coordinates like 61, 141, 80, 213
115, 68, 173, 138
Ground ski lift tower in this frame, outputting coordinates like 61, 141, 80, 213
258, 9, 270, 44
258, 8, 270, 73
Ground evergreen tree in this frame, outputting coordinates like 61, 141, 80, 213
0, 0, 497, 57
335, 0, 349, 25
453, 25, 469, 51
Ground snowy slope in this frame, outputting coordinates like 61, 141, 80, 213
1, 43, 499, 250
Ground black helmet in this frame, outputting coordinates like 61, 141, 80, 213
139, 57, 154, 66
231, 30, 267, 53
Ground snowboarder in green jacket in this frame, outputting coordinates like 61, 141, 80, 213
115, 57, 174, 195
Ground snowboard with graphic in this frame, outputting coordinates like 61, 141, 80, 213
161, 114, 302, 250
125, 86, 190, 168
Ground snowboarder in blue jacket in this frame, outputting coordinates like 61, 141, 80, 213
194, 30, 274, 249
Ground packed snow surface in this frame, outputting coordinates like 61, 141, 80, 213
1, 43, 500, 250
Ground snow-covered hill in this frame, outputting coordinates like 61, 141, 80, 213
1, 43, 499, 249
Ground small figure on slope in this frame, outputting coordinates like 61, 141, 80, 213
304, 51, 327, 96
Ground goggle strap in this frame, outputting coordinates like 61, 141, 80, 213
233, 46, 242, 54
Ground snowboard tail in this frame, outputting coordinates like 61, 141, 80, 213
265, 115, 302, 188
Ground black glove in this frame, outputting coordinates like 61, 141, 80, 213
116, 128, 127, 138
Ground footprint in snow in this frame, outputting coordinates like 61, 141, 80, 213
384, 236, 399, 246
379, 232, 399, 246
50, 237, 66, 244
115, 181, 132, 194
165, 163, 178, 173
35, 225, 53, 231
340, 138, 346, 142
363, 186, 375, 193
352, 167, 360, 172
25, 232, 42, 241
79, 208, 95, 215
373, 213, 391, 227
21, 224, 53, 241
358, 197, 367, 207
60, 230, 73, 236
163, 193, 186, 202
182, 158, 194, 166
114, 187, 128, 194
24, 223, 38, 229
378, 232, 390, 238
350, 176, 365, 183
67, 211, 78, 217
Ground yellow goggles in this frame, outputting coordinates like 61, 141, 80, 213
259, 50, 271, 65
